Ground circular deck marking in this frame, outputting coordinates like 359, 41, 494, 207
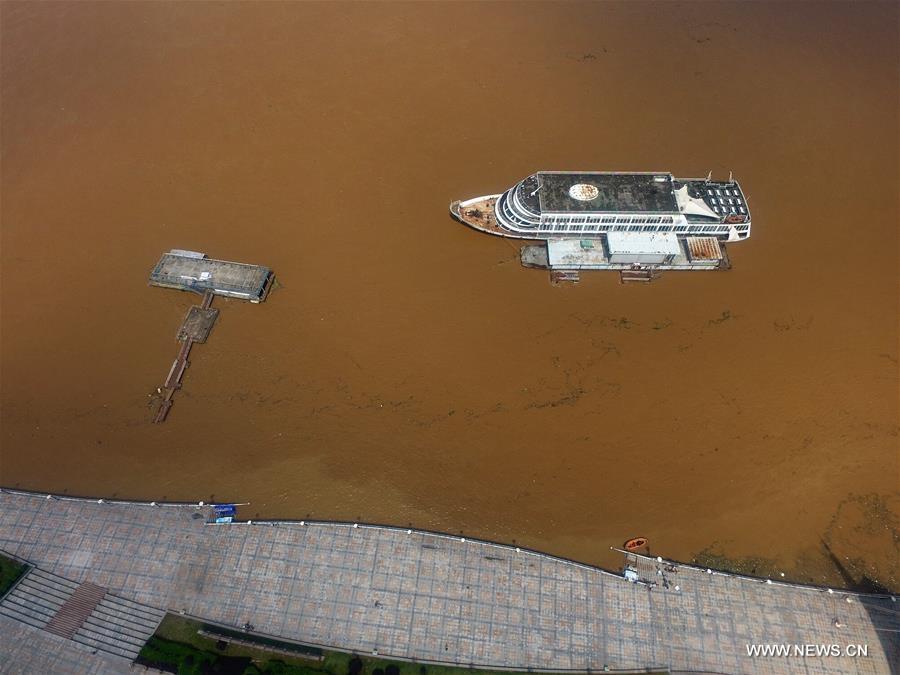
568, 183, 599, 201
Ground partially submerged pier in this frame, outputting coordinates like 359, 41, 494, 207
149, 250, 273, 423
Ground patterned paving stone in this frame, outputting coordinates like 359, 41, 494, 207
0, 489, 897, 674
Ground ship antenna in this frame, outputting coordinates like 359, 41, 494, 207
729, 170, 733, 183
706, 171, 712, 182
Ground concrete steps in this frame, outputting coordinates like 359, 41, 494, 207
73, 595, 165, 658
0, 567, 165, 660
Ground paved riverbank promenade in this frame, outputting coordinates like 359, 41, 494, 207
0, 489, 897, 674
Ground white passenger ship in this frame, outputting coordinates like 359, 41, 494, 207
450, 171, 751, 279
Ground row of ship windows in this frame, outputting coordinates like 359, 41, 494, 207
537, 223, 751, 233
542, 216, 676, 225
708, 188, 740, 197
502, 198, 748, 234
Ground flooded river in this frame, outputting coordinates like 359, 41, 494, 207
1, 2, 897, 590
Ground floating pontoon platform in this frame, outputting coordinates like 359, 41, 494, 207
521, 236, 731, 283
149, 250, 274, 303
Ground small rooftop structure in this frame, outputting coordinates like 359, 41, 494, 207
149, 250, 273, 303
606, 232, 681, 264
547, 239, 608, 268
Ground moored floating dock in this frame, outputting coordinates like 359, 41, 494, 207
521, 235, 732, 283
149, 249, 274, 303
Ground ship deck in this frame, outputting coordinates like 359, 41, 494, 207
537, 172, 679, 214
450, 196, 539, 240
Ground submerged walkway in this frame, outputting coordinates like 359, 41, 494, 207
0, 489, 896, 674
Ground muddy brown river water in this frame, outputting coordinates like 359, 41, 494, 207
1, 2, 897, 590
